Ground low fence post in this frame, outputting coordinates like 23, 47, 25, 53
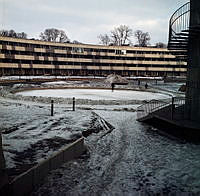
171, 97, 174, 120
51, 100, 54, 116
73, 97, 75, 111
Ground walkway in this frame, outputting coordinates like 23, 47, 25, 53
32, 109, 200, 195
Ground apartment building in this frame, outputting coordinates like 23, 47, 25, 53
0, 36, 187, 76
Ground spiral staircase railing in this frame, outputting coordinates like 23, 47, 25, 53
137, 97, 186, 121
168, 2, 190, 50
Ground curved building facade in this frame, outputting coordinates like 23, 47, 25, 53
0, 36, 187, 76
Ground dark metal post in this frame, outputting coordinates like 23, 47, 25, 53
51, 100, 54, 116
73, 97, 75, 111
171, 97, 174, 120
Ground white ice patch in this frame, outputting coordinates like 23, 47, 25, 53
16, 89, 170, 101
42, 81, 69, 85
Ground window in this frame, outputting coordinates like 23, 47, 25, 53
115, 50, 126, 55
72, 47, 84, 53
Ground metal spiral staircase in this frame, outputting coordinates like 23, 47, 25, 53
168, 1, 200, 51
137, 2, 192, 123
137, 3, 192, 123
136, 1, 200, 140
168, 2, 190, 50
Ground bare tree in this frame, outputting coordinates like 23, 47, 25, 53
17, 32, 27, 39
40, 28, 59, 42
134, 30, 151, 47
8, 30, 17, 37
98, 34, 111, 45
155, 42, 167, 48
0, 30, 9, 36
40, 28, 70, 43
58, 30, 69, 43
98, 25, 133, 46
0, 29, 27, 39
111, 25, 133, 46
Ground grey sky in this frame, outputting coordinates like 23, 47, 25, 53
0, 0, 188, 45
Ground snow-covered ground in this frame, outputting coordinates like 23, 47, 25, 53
16, 88, 169, 101
0, 76, 106, 81
2, 78, 198, 195
1, 101, 87, 169
0, 97, 115, 177
0, 79, 181, 175
32, 110, 200, 195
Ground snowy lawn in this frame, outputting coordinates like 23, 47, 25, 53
0, 99, 113, 179
0, 80, 174, 182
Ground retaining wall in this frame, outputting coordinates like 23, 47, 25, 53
8, 137, 86, 196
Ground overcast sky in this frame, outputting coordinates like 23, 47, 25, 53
0, 0, 188, 45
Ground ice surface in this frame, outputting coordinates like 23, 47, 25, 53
16, 89, 170, 100
42, 81, 69, 85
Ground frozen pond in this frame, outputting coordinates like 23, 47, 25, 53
16, 89, 170, 100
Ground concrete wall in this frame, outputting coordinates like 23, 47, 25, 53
0, 131, 7, 189
185, 0, 200, 121
8, 137, 86, 196
0, 132, 5, 171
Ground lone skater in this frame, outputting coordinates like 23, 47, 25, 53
111, 83, 115, 92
